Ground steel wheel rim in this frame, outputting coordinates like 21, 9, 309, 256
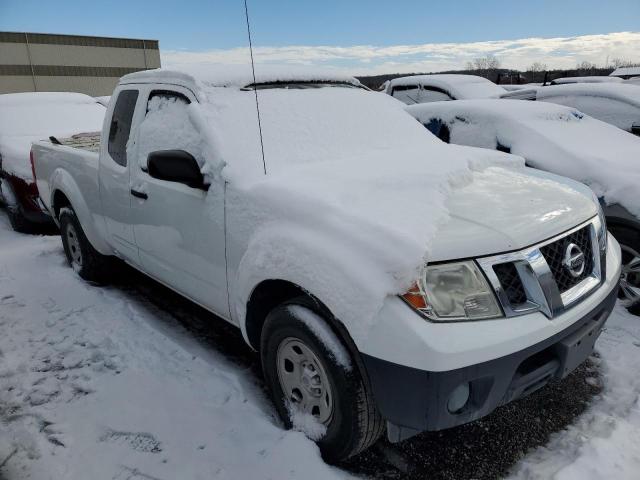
65, 223, 83, 268
619, 244, 640, 308
276, 337, 334, 425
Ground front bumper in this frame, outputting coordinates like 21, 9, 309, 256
362, 284, 618, 442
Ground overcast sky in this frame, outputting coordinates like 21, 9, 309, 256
2, 0, 639, 74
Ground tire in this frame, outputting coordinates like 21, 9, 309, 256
7, 205, 36, 234
609, 224, 640, 314
59, 207, 110, 283
261, 297, 384, 462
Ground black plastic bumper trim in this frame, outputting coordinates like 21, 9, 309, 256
361, 282, 619, 441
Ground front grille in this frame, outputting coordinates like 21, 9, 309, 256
539, 226, 593, 293
493, 263, 527, 305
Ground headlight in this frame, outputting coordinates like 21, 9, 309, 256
592, 193, 607, 254
402, 261, 503, 321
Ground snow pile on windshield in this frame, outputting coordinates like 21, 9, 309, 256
0, 92, 105, 179
406, 99, 640, 217
387, 74, 507, 99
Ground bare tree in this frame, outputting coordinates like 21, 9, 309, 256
611, 58, 640, 69
527, 62, 547, 82
576, 60, 596, 71
466, 55, 501, 78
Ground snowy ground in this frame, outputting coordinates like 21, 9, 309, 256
0, 210, 639, 479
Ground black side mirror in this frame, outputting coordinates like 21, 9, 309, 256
147, 150, 209, 190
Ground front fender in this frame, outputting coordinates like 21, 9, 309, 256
50, 168, 112, 255
232, 222, 404, 350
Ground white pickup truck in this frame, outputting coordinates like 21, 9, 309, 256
32, 66, 621, 461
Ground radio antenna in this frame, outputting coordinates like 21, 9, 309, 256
244, 0, 267, 175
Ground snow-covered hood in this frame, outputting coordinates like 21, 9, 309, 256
406, 99, 640, 218
430, 164, 598, 261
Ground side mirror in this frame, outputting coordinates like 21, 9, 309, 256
147, 150, 209, 190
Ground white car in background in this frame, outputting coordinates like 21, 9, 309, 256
534, 83, 640, 134
406, 99, 640, 310
384, 74, 508, 104
0, 92, 105, 232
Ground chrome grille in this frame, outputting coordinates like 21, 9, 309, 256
493, 263, 527, 305
478, 218, 603, 319
539, 225, 593, 293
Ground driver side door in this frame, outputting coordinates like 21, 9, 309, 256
128, 86, 229, 319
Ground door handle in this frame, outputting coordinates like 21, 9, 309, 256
130, 189, 148, 200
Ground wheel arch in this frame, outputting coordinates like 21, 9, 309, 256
244, 279, 365, 371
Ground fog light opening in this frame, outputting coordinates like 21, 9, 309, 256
447, 382, 470, 414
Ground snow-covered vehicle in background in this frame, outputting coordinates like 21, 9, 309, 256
549, 76, 624, 85
406, 99, 640, 310
534, 83, 640, 135
32, 66, 621, 461
95, 95, 111, 107
0, 92, 105, 232
384, 74, 508, 104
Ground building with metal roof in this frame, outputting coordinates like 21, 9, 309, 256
0, 32, 160, 96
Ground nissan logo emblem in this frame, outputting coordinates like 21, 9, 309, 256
563, 243, 585, 278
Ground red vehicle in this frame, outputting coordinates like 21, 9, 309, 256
0, 92, 105, 232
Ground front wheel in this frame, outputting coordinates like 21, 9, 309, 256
59, 208, 110, 283
261, 297, 384, 462
609, 225, 640, 313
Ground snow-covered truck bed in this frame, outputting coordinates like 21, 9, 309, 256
32, 65, 621, 460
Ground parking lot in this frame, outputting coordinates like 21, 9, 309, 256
1, 209, 639, 479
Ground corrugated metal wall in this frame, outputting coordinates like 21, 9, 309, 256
0, 32, 161, 96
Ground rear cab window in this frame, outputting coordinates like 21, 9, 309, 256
107, 90, 139, 167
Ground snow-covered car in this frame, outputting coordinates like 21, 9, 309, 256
534, 83, 640, 135
549, 76, 624, 85
31, 66, 621, 461
0, 92, 105, 232
406, 99, 639, 309
384, 74, 507, 104
95, 95, 111, 107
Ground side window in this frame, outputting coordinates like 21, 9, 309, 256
136, 89, 203, 174
424, 118, 451, 143
419, 87, 452, 103
391, 85, 419, 104
107, 89, 139, 167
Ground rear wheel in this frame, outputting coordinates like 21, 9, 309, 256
59, 208, 110, 283
261, 297, 384, 462
7, 205, 35, 233
609, 225, 640, 313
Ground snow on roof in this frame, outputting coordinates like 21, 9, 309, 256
551, 76, 624, 85
121, 64, 362, 89
535, 83, 640, 108
387, 74, 506, 99
406, 98, 640, 217
610, 66, 640, 77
